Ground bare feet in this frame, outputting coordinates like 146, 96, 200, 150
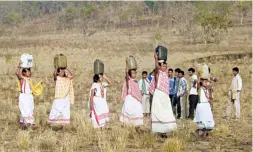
198, 130, 204, 136
20, 124, 28, 130
195, 129, 199, 136
203, 130, 208, 137
31, 124, 38, 130
51, 125, 63, 131
160, 133, 168, 138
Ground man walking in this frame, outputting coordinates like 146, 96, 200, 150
177, 70, 188, 119
168, 69, 176, 115
226, 67, 242, 120
188, 68, 198, 120
173, 68, 181, 119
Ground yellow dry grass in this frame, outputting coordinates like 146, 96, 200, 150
0, 24, 251, 152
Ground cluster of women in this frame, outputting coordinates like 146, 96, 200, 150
15, 46, 217, 138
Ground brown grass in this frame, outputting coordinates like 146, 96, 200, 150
0, 24, 251, 152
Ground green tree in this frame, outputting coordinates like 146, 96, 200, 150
57, 7, 78, 29
144, 0, 155, 13
196, 12, 232, 45
80, 3, 97, 18
237, 1, 252, 25
195, 2, 233, 45
2, 12, 22, 26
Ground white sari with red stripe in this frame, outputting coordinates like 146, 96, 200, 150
19, 78, 35, 125
48, 96, 70, 124
89, 83, 110, 128
150, 70, 177, 133
120, 95, 143, 126
194, 87, 215, 130
120, 77, 143, 126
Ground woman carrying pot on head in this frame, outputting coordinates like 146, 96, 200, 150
148, 46, 177, 138
120, 57, 143, 127
89, 73, 112, 129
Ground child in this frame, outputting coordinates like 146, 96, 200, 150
138, 71, 150, 117
120, 57, 143, 126
149, 52, 177, 137
48, 68, 74, 129
194, 78, 215, 137
89, 73, 112, 128
16, 61, 43, 130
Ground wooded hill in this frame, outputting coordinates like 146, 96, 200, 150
0, 1, 252, 44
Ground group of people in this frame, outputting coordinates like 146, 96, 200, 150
15, 48, 243, 138
16, 63, 75, 130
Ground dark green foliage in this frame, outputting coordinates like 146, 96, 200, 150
79, 3, 97, 18
0, 1, 251, 31
144, 0, 155, 11
2, 12, 22, 26
194, 1, 234, 44
57, 7, 78, 28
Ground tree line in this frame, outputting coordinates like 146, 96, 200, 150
0, 1, 251, 44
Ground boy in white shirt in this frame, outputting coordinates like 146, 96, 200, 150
188, 68, 198, 120
138, 71, 150, 117
226, 67, 242, 119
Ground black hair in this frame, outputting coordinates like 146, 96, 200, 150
22, 68, 31, 75
179, 70, 184, 76
232, 67, 239, 73
57, 68, 67, 77
168, 68, 173, 72
57, 68, 66, 73
200, 78, 208, 86
99, 73, 103, 76
128, 69, 136, 77
175, 68, 181, 73
158, 62, 167, 66
142, 71, 148, 75
188, 68, 195, 73
93, 74, 99, 83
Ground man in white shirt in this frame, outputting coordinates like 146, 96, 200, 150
177, 70, 188, 119
138, 71, 150, 117
226, 67, 243, 119
188, 68, 198, 120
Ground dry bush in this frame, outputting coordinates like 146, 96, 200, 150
163, 137, 187, 152
17, 131, 31, 150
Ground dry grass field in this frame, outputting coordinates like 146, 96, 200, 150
0, 20, 252, 152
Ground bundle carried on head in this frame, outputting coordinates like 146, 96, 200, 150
54, 53, 67, 68
196, 63, 210, 79
155, 45, 168, 63
94, 59, 104, 74
128, 55, 137, 70
20, 53, 33, 68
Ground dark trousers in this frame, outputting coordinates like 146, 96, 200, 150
189, 95, 198, 118
173, 96, 181, 117
169, 95, 173, 105
169, 95, 176, 115
149, 93, 153, 113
